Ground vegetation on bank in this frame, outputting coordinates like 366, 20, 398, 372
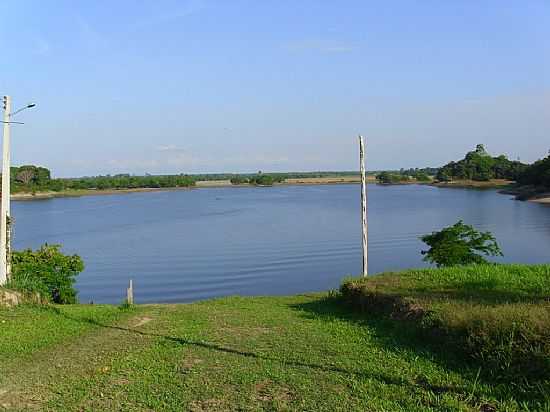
375, 170, 432, 184
7, 166, 196, 194
230, 173, 286, 186
340, 264, 550, 399
436, 144, 527, 182
1, 285, 548, 411
7, 245, 84, 304
510, 154, 550, 200
421, 220, 503, 267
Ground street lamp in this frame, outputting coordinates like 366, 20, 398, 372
0, 96, 36, 284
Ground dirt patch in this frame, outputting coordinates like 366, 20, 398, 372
131, 316, 153, 327
180, 356, 204, 372
254, 380, 294, 404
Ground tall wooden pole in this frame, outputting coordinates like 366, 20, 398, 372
359, 135, 368, 276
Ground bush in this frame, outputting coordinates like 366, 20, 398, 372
376, 171, 410, 184
230, 176, 249, 185
9, 245, 84, 304
421, 220, 503, 267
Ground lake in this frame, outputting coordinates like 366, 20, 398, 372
11, 184, 550, 303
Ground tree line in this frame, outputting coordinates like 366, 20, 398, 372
230, 174, 286, 186
435, 144, 550, 191
436, 144, 527, 182
516, 154, 550, 188
8, 166, 195, 193
376, 168, 433, 184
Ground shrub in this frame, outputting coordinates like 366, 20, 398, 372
421, 220, 503, 267
9, 244, 84, 304
230, 176, 249, 185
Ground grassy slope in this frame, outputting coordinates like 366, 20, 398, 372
341, 265, 550, 403
0, 292, 548, 411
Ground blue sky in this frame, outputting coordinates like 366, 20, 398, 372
1, 0, 549, 177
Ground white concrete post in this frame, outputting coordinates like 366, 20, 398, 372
0, 96, 11, 285
359, 135, 368, 277
127, 279, 134, 305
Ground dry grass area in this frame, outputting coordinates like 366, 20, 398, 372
433, 179, 513, 189
285, 176, 367, 185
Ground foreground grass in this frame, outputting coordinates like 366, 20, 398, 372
341, 264, 550, 406
1, 290, 548, 411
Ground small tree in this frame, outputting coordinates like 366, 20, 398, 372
421, 221, 502, 267
9, 244, 84, 303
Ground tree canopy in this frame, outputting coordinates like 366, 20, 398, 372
517, 155, 550, 189
4, 166, 196, 193
436, 145, 526, 182
421, 220, 503, 267
9, 244, 84, 304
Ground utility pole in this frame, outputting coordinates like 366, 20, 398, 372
1, 96, 12, 285
0, 97, 35, 285
359, 135, 368, 277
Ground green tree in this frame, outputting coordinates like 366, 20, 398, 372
518, 155, 550, 188
230, 176, 249, 185
9, 245, 84, 303
420, 221, 503, 267
376, 171, 409, 184
436, 145, 526, 182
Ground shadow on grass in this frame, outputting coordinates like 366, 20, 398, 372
41, 307, 473, 401
289, 295, 550, 406
40, 301, 547, 408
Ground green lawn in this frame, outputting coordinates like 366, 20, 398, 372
1, 287, 548, 411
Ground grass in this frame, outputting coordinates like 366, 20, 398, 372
1, 282, 549, 410
340, 264, 550, 400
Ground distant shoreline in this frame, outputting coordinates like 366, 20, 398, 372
11, 176, 371, 201
431, 179, 513, 189
10, 177, 550, 204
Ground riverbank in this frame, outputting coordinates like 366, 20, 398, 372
10, 176, 373, 201
1, 265, 548, 411
193, 176, 369, 187
499, 185, 550, 204
431, 179, 513, 189
531, 195, 550, 204
11, 186, 194, 201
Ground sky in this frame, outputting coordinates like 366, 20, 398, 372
1, 0, 549, 177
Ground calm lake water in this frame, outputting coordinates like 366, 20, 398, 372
11, 184, 550, 303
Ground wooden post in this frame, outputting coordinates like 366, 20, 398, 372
359, 135, 368, 276
127, 279, 134, 305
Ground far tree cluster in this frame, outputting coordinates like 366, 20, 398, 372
4, 166, 196, 193
375, 172, 410, 184
376, 168, 433, 184
517, 154, 550, 189
11, 165, 51, 190
230, 174, 285, 186
436, 144, 526, 182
